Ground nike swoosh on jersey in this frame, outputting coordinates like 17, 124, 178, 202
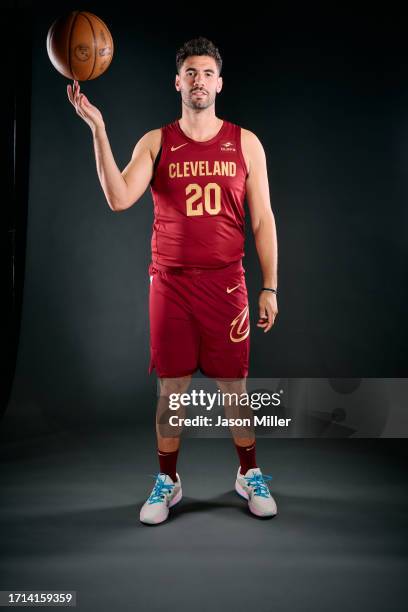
171, 143, 188, 152
227, 284, 240, 293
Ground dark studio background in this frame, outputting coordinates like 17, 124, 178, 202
2, 1, 408, 431
0, 4, 407, 612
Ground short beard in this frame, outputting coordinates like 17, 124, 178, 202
182, 90, 214, 110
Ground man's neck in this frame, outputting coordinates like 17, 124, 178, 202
178, 112, 223, 142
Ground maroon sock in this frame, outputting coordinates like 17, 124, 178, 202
157, 447, 179, 482
234, 441, 257, 475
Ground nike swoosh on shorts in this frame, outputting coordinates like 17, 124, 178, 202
227, 284, 240, 293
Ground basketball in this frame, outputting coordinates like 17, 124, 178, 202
46, 11, 114, 81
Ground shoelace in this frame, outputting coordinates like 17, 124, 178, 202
148, 473, 175, 505
244, 472, 273, 498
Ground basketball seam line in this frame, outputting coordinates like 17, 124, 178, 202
80, 12, 98, 81
68, 11, 79, 81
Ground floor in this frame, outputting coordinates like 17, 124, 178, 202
0, 428, 407, 611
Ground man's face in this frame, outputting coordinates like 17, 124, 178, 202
175, 55, 222, 110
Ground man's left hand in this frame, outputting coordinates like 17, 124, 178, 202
257, 291, 278, 333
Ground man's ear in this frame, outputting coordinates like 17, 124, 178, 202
175, 75, 180, 91
217, 76, 223, 93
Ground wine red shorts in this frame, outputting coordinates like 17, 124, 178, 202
148, 260, 250, 379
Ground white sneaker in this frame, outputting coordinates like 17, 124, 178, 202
235, 466, 277, 517
140, 472, 182, 525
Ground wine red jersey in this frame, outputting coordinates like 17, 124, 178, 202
149, 119, 248, 268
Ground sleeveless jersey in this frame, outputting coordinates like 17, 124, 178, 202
149, 119, 248, 268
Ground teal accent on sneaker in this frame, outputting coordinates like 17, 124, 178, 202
147, 473, 175, 504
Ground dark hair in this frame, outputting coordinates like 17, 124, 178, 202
176, 36, 223, 76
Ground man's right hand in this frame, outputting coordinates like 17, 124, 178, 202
67, 80, 105, 133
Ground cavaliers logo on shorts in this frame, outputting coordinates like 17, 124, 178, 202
230, 305, 250, 343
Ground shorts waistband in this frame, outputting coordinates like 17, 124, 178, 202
149, 260, 244, 276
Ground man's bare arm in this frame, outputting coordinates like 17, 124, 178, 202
119, 130, 161, 210
67, 80, 157, 212
245, 130, 278, 288
244, 129, 278, 331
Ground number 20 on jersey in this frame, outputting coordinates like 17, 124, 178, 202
186, 182, 221, 216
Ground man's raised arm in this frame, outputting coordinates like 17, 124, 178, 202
67, 80, 157, 211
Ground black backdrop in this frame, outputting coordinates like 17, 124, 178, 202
4, 1, 408, 428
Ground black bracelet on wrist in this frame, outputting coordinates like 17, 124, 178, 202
261, 287, 277, 294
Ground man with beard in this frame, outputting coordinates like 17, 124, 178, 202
67, 36, 279, 525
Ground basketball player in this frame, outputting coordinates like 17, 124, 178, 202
67, 37, 278, 524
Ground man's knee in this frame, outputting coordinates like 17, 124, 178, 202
216, 377, 252, 422
156, 376, 191, 438
216, 377, 247, 396
159, 375, 192, 396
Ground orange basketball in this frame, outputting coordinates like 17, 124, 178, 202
46, 11, 114, 81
